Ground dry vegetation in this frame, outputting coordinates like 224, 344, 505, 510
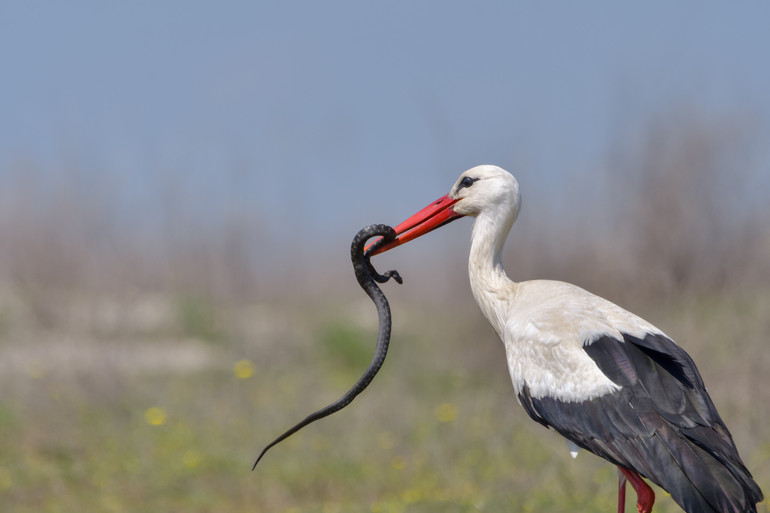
0, 109, 769, 512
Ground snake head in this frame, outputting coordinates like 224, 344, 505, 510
354, 224, 404, 286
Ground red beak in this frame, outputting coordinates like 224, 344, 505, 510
365, 195, 464, 256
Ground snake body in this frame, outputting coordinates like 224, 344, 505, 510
253, 224, 401, 469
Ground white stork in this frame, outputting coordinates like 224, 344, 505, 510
368, 165, 763, 513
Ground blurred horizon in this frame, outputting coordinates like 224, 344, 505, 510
3, 2, 770, 262
3, 2, 770, 303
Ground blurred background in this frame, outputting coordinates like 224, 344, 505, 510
1, 2, 769, 512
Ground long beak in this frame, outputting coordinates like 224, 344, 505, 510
366, 195, 464, 256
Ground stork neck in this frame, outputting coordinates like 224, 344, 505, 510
468, 210, 515, 299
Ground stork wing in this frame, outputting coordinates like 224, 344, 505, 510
517, 333, 763, 513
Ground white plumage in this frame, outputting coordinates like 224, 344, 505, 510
450, 166, 662, 402
371, 165, 763, 513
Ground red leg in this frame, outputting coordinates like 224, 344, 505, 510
618, 468, 627, 513
618, 466, 655, 513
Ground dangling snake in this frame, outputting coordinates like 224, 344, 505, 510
253, 224, 402, 469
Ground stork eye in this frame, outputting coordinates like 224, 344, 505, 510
459, 176, 479, 189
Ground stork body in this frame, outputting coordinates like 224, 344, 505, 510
371, 165, 763, 513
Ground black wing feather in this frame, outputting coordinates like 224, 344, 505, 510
517, 332, 763, 513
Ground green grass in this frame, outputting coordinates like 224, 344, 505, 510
0, 293, 768, 512
176, 295, 230, 345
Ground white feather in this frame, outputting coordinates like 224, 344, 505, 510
566, 440, 581, 459
453, 166, 665, 403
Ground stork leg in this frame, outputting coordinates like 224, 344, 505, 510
618, 466, 655, 513
618, 467, 627, 513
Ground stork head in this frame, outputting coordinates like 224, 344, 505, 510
367, 165, 521, 255
450, 165, 521, 218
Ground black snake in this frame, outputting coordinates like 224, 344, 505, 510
253, 224, 401, 469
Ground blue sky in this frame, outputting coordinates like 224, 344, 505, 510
1, 1, 769, 252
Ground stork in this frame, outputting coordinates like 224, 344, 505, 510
368, 165, 763, 513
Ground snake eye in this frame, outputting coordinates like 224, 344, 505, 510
459, 176, 478, 189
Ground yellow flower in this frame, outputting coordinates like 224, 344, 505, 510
233, 359, 255, 379
434, 403, 458, 423
183, 450, 201, 468
391, 455, 408, 470
401, 488, 422, 503
144, 407, 167, 426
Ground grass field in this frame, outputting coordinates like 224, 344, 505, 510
1, 285, 768, 513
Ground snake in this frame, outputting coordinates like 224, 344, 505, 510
253, 224, 402, 469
